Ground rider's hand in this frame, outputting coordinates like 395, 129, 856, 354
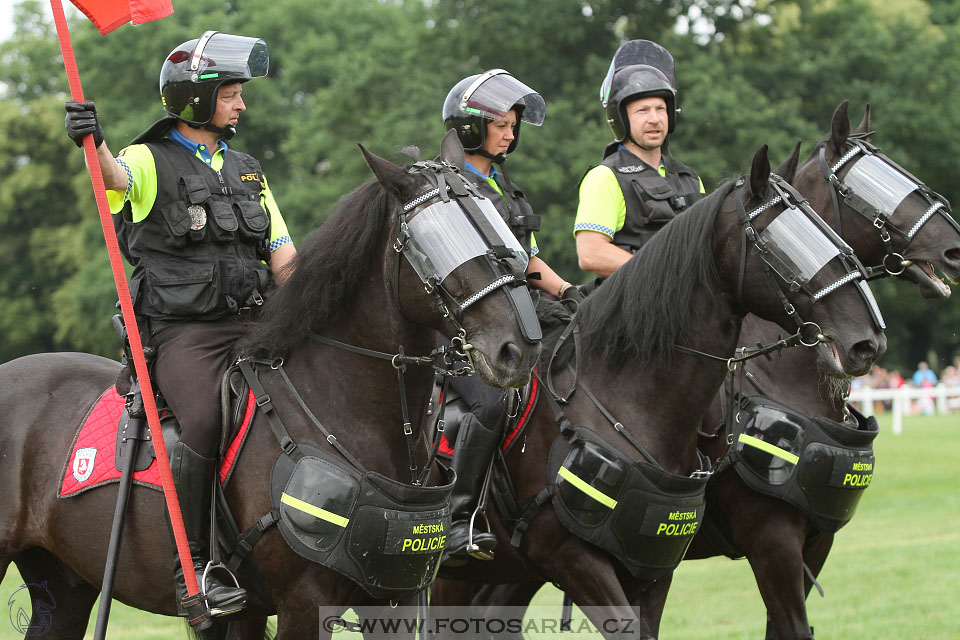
561, 284, 585, 302
65, 100, 104, 149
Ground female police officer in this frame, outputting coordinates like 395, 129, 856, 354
440, 70, 574, 565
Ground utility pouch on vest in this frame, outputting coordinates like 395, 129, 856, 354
181, 175, 211, 205
234, 200, 270, 243
631, 177, 678, 225
732, 397, 879, 533
208, 200, 239, 243
548, 426, 707, 581
270, 442, 455, 600
159, 201, 191, 248
143, 261, 221, 317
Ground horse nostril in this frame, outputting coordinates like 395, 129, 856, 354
850, 339, 881, 364
500, 342, 521, 363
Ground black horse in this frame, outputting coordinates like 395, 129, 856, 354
465, 102, 960, 640
430, 145, 886, 639
683, 101, 960, 640
0, 133, 541, 639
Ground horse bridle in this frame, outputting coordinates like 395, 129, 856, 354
734, 173, 885, 347
280, 160, 539, 485
393, 159, 540, 345
819, 136, 957, 278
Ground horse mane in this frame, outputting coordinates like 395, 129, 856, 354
578, 180, 736, 371
238, 177, 395, 357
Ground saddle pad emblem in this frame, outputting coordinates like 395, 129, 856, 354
72, 447, 97, 483
59, 386, 256, 498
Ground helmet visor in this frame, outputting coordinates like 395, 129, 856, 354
461, 70, 545, 126
842, 155, 918, 218
191, 32, 269, 82
601, 40, 676, 105
758, 207, 842, 285
405, 198, 528, 283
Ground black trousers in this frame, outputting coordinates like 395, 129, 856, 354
150, 317, 247, 457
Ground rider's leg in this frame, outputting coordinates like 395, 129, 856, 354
152, 319, 247, 616
442, 411, 502, 566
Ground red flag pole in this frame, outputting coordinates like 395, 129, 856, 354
49, 0, 201, 604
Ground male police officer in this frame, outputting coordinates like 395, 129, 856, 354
574, 40, 704, 283
65, 31, 296, 617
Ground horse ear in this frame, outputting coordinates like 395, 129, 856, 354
830, 100, 851, 153
853, 103, 872, 138
773, 140, 803, 183
359, 143, 412, 197
440, 129, 466, 170
749, 144, 770, 199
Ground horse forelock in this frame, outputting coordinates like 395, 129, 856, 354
238, 178, 396, 357
579, 181, 735, 372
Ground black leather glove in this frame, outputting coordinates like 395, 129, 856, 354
65, 100, 104, 148
561, 284, 585, 302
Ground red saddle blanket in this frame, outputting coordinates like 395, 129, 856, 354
59, 386, 256, 498
437, 374, 540, 457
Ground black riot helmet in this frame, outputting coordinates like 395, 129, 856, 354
601, 40, 678, 143
159, 31, 269, 139
442, 69, 546, 160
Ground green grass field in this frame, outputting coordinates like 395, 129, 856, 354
2, 414, 957, 639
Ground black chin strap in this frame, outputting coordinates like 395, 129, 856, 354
203, 122, 236, 141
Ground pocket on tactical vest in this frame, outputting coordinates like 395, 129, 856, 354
235, 199, 270, 243
144, 262, 220, 316
159, 201, 192, 248
208, 200, 239, 243
631, 179, 678, 225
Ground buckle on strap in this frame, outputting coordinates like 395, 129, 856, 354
255, 393, 273, 413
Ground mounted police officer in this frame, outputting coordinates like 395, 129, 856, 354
440, 70, 573, 566
64, 31, 296, 618
574, 40, 705, 285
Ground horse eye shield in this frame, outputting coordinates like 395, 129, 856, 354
757, 207, 886, 330
403, 198, 528, 283
842, 155, 923, 220
401, 195, 541, 341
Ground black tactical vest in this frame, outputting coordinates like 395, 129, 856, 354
600, 147, 702, 252
462, 163, 540, 257
114, 140, 272, 322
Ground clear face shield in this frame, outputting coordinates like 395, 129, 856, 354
190, 32, 269, 82
460, 70, 545, 126
757, 207, 886, 330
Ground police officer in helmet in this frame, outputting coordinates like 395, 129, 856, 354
440, 70, 576, 566
574, 40, 704, 285
64, 31, 296, 618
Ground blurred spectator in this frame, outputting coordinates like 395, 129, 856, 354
911, 361, 937, 415
911, 361, 938, 386
941, 365, 960, 413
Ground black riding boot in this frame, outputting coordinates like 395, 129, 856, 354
168, 441, 247, 618
442, 413, 501, 567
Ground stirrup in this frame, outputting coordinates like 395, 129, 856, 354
201, 561, 247, 617
465, 507, 495, 561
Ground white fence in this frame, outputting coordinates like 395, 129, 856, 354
848, 384, 960, 434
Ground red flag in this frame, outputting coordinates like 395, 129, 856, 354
68, 0, 173, 35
